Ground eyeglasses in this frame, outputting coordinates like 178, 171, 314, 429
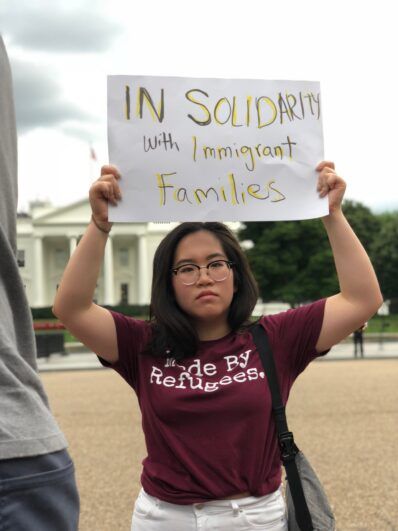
172, 260, 234, 286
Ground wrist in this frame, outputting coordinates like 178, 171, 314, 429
91, 215, 113, 234
322, 206, 344, 223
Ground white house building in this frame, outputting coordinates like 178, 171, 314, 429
16, 199, 242, 309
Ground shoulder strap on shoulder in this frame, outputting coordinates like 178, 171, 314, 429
251, 323, 289, 435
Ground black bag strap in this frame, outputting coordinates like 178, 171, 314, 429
251, 323, 314, 531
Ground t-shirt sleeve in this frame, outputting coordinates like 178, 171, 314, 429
260, 298, 329, 380
97, 311, 151, 391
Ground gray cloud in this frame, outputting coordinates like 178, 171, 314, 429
0, 3, 121, 53
10, 58, 96, 133
0, 2, 118, 135
61, 123, 104, 143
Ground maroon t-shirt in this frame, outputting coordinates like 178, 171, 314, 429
99, 298, 328, 504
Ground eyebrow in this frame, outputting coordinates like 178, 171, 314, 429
174, 252, 226, 268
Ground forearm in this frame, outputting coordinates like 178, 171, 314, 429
322, 209, 383, 308
53, 221, 109, 317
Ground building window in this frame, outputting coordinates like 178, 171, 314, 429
17, 249, 25, 268
120, 283, 129, 305
55, 248, 67, 268
119, 248, 129, 267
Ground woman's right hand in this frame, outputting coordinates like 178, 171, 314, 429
89, 165, 122, 230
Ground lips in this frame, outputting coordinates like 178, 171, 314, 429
196, 290, 217, 299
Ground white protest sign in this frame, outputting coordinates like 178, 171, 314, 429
107, 75, 326, 222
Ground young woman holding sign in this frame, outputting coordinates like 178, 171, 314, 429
53, 160, 382, 531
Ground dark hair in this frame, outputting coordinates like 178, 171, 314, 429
143, 222, 259, 360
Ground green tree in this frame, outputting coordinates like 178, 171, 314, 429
371, 212, 398, 311
239, 218, 337, 306
342, 200, 381, 254
238, 200, 380, 306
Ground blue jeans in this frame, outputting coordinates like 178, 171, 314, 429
131, 487, 287, 530
0, 449, 79, 531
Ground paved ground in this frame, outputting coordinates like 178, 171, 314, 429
40, 352, 398, 531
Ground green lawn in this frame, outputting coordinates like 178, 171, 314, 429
365, 314, 398, 333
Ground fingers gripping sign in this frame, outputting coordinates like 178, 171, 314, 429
316, 160, 346, 214
89, 165, 122, 231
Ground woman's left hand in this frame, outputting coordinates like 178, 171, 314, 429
316, 161, 346, 214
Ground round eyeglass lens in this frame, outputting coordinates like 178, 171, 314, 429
208, 260, 230, 281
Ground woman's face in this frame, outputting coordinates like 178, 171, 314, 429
171, 230, 235, 332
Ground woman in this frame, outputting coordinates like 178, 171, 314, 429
53, 161, 382, 530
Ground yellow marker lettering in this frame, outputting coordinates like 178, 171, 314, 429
194, 190, 202, 204
228, 173, 238, 205
203, 146, 216, 159
285, 92, 293, 120
137, 87, 164, 123
256, 97, 277, 128
274, 146, 283, 160
194, 188, 219, 204
125, 85, 131, 120
240, 146, 255, 171
156, 172, 175, 206
186, 89, 211, 126
214, 98, 232, 125
217, 146, 233, 161
247, 184, 269, 200
231, 96, 243, 127
192, 136, 197, 162
157, 173, 166, 206
246, 96, 252, 126
269, 180, 286, 202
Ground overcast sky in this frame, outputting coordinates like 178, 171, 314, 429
1, 0, 397, 213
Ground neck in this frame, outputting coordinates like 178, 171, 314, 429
195, 320, 231, 341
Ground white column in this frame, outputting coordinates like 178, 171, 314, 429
33, 236, 45, 307
69, 236, 77, 257
103, 235, 114, 305
138, 234, 149, 304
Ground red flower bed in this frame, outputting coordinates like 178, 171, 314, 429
34, 322, 65, 331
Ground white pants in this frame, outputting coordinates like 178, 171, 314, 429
131, 487, 288, 530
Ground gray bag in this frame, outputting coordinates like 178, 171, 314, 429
251, 324, 336, 531
285, 451, 335, 530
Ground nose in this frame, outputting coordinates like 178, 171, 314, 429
196, 266, 214, 285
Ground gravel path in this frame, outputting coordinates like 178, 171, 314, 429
42, 359, 398, 531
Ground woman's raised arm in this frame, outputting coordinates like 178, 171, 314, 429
52, 165, 122, 363
315, 161, 383, 352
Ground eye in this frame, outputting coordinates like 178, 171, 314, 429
209, 260, 225, 269
179, 265, 197, 274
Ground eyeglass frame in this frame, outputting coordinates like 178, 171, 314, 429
171, 259, 235, 286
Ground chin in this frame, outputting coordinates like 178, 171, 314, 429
178, 300, 232, 324
193, 308, 229, 323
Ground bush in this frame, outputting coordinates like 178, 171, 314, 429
31, 307, 55, 320
31, 304, 150, 321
